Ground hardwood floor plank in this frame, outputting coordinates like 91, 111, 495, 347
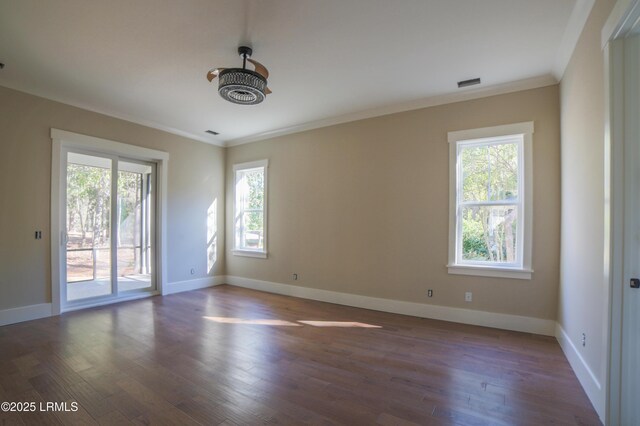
11, 389, 63, 426
0, 285, 601, 425
65, 380, 117, 418
96, 409, 134, 426
376, 412, 423, 426
114, 377, 201, 425
0, 384, 26, 426
0, 372, 35, 397
104, 391, 146, 421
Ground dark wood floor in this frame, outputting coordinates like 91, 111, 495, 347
0, 285, 600, 425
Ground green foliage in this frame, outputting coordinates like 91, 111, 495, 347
66, 164, 111, 247
462, 213, 489, 260
236, 169, 265, 248
461, 142, 518, 202
117, 171, 143, 246
244, 170, 264, 232
67, 164, 144, 249
246, 170, 264, 209
118, 171, 140, 222
460, 142, 519, 263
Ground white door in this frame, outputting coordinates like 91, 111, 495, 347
621, 31, 640, 424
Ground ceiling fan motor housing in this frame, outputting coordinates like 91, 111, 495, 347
218, 68, 267, 105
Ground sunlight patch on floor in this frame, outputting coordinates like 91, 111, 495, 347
203, 317, 301, 326
297, 320, 381, 328
203, 316, 382, 328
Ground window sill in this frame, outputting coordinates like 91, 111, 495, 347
232, 249, 267, 259
447, 264, 532, 280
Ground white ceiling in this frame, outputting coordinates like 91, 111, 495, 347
0, 0, 589, 146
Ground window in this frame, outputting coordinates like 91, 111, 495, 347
447, 122, 533, 279
233, 160, 268, 258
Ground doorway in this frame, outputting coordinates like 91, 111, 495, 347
51, 129, 168, 312
604, 1, 640, 424
64, 152, 156, 304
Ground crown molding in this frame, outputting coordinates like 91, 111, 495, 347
225, 74, 558, 147
2, 73, 558, 149
553, 0, 596, 80
0, 82, 225, 147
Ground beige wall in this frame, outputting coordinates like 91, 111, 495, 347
0, 86, 225, 311
226, 85, 561, 320
558, 0, 616, 415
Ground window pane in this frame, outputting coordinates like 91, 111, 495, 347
117, 171, 141, 278
234, 163, 266, 252
244, 169, 264, 209
66, 157, 112, 301
461, 144, 489, 202
242, 211, 263, 249
461, 205, 518, 263
117, 162, 153, 293
462, 142, 518, 202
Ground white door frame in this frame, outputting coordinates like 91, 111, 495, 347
51, 129, 170, 314
602, 1, 640, 424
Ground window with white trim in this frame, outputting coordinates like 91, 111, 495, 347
233, 159, 268, 258
447, 122, 533, 279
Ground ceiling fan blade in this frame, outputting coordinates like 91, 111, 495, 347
247, 58, 269, 79
265, 87, 272, 95
206, 68, 224, 82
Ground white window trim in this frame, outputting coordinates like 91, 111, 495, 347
447, 122, 534, 280
232, 159, 268, 258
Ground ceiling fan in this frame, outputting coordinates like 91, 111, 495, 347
207, 46, 271, 105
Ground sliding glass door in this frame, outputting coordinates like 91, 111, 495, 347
64, 150, 156, 307
116, 160, 154, 293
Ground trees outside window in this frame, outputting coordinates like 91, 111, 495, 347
233, 160, 268, 258
460, 141, 519, 263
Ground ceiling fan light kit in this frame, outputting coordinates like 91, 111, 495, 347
208, 46, 271, 105
218, 68, 267, 105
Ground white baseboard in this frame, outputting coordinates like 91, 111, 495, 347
222, 276, 556, 336
0, 303, 53, 327
164, 276, 225, 295
0, 277, 224, 326
62, 291, 160, 313
555, 323, 604, 421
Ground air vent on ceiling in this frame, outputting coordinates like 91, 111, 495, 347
205, 130, 219, 135
457, 78, 481, 88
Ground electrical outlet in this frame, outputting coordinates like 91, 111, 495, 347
427, 289, 433, 297
293, 273, 298, 280
582, 333, 586, 347
465, 292, 473, 302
